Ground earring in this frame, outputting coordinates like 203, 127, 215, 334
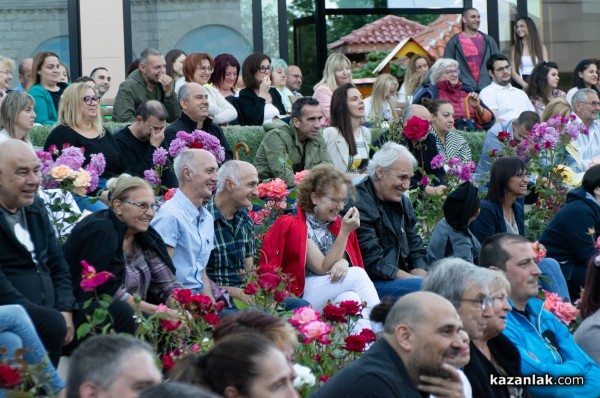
314, 204, 318, 216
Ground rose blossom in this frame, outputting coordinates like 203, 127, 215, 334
73, 169, 92, 188
49, 164, 73, 181
299, 320, 331, 344
289, 307, 320, 326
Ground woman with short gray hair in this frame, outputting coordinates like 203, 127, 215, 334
270, 59, 294, 113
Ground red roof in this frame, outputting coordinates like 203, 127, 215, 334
413, 14, 462, 59
328, 15, 427, 53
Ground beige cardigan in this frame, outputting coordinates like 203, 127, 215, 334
322, 125, 372, 173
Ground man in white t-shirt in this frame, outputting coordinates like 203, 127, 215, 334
479, 54, 534, 122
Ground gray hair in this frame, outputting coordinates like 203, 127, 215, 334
271, 58, 289, 73
174, 149, 199, 182
140, 48, 162, 65
178, 83, 192, 101
367, 142, 417, 179
571, 88, 598, 109
429, 58, 460, 85
216, 160, 245, 192
67, 335, 154, 398
422, 258, 497, 309
139, 382, 220, 398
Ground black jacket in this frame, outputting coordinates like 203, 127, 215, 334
114, 126, 178, 188
310, 339, 422, 398
163, 111, 233, 161
346, 177, 428, 280
464, 336, 531, 398
238, 87, 286, 126
540, 186, 600, 268
0, 197, 76, 311
63, 209, 175, 304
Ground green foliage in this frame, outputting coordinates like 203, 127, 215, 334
352, 51, 404, 80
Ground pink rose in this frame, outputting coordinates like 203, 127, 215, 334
293, 170, 311, 186
290, 307, 320, 327
300, 320, 332, 344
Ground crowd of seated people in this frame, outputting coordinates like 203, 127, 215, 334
2, 7, 600, 397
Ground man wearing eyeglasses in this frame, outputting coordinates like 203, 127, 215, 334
480, 233, 600, 397
479, 54, 535, 122
286, 65, 303, 96
572, 88, 600, 172
163, 83, 233, 161
113, 48, 181, 123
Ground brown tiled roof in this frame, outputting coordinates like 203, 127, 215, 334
413, 14, 462, 59
328, 15, 427, 53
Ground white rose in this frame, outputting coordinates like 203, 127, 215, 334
293, 363, 316, 388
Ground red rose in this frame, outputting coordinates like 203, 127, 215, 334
190, 294, 214, 312
162, 354, 175, 371
509, 139, 517, 147
497, 131, 510, 142
203, 312, 220, 326
213, 300, 225, 312
343, 334, 367, 352
359, 328, 377, 343
403, 116, 430, 141
171, 288, 193, 305
490, 149, 497, 157
274, 290, 287, 303
243, 282, 258, 296
0, 364, 22, 388
257, 273, 282, 293
321, 304, 347, 323
189, 142, 205, 149
320, 375, 329, 383
160, 319, 182, 332
339, 300, 362, 316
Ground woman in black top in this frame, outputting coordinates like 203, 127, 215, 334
44, 83, 124, 210
238, 53, 286, 126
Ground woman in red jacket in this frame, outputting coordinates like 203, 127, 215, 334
260, 164, 380, 331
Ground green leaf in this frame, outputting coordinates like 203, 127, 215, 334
232, 298, 249, 310
77, 323, 92, 339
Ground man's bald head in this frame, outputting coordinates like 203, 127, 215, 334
402, 104, 431, 125
0, 139, 40, 212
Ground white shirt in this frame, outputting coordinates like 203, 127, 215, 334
574, 113, 600, 170
479, 82, 535, 121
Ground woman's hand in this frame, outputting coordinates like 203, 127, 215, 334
329, 259, 349, 283
467, 92, 483, 115
258, 76, 271, 98
341, 206, 360, 235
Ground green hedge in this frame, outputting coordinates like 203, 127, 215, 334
29, 123, 487, 165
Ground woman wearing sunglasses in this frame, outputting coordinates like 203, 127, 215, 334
238, 52, 287, 126
63, 175, 182, 346
44, 83, 125, 210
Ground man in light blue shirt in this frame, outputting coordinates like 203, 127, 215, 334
151, 148, 218, 298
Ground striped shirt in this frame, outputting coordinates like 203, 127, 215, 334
435, 131, 472, 162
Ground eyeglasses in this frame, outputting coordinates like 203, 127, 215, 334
325, 197, 347, 206
196, 67, 214, 73
0, 70, 12, 76
461, 296, 495, 312
258, 65, 273, 73
513, 171, 530, 178
82, 96, 101, 105
444, 69, 460, 76
582, 101, 600, 107
494, 65, 512, 73
122, 201, 160, 213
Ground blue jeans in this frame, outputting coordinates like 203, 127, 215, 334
538, 257, 570, 302
372, 278, 423, 301
74, 178, 108, 212
0, 305, 65, 396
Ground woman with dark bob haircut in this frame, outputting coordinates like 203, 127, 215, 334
238, 52, 286, 125
209, 53, 241, 98
170, 333, 297, 398
471, 157, 570, 299
540, 164, 600, 297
